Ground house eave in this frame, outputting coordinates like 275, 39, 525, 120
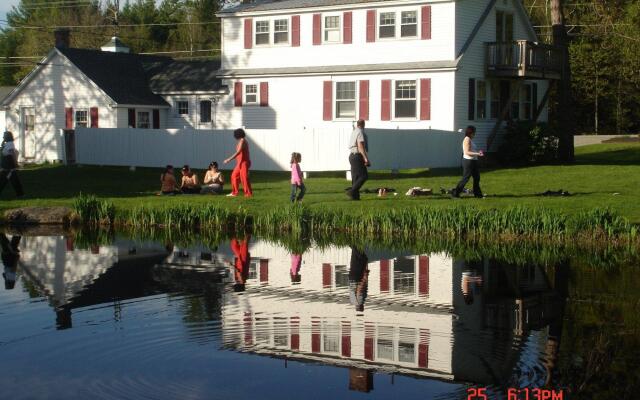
151, 89, 229, 96
109, 104, 172, 109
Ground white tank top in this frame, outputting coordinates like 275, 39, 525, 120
463, 138, 478, 160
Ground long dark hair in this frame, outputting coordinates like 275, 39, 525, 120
209, 161, 218, 170
233, 128, 246, 139
1, 131, 14, 151
161, 165, 173, 181
465, 126, 477, 138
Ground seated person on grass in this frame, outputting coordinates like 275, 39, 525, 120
180, 165, 201, 194
160, 165, 179, 195
201, 161, 224, 194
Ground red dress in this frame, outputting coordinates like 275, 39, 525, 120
231, 139, 252, 196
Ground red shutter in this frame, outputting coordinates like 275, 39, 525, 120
127, 108, 136, 128
90, 107, 98, 128
259, 259, 269, 282
65, 107, 73, 129
343, 11, 352, 44
379, 259, 389, 292
152, 109, 160, 129
290, 317, 300, 350
418, 329, 429, 368
234, 82, 243, 107
323, 81, 333, 121
421, 6, 432, 40
364, 323, 374, 361
259, 82, 269, 107
244, 18, 253, 49
366, 10, 376, 42
381, 80, 391, 121
311, 318, 321, 353
359, 80, 369, 121
292, 15, 300, 47
322, 263, 332, 288
418, 256, 429, 296
341, 322, 351, 357
420, 78, 431, 120
312, 14, 321, 45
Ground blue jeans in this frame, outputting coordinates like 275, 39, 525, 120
290, 183, 306, 202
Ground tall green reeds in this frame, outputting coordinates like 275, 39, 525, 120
72, 194, 116, 225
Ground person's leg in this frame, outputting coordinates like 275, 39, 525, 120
297, 183, 306, 201
9, 171, 23, 196
453, 160, 472, 197
239, 162, 252, 196
351, 157, 367, 200
0, 170, 9, 194
471, 161, 483, 197
230, 165, 240, 195
290, 184, 297, 202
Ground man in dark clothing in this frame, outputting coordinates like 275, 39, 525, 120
349, 247, 369, 312
1, 234, 21, 290
347, 120, 371, 200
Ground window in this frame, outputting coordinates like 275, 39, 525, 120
200, 100, 212, 123
245, 84, 258, 104
176, 100, 189, 115
74, 110, 88, 128
274, 19, 289, 44
137, 111, 150, 129
255, 20, 270, 45
401, 11, 417, 37
379, 12, 396, 38
490, 81, 500, 119
394, 80, 417, 118
476, 80, 487, 120
394, 257, 415, 294
335, 82, 356, 119
522, 85, 533, 120
324, 15, 340, 43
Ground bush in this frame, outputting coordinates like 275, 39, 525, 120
497, 121, 560, 166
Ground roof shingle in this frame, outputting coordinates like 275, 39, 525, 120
220, 0, 399, 14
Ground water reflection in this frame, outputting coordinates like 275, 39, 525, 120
0, 232, 586, 397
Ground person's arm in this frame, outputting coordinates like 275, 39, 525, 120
224, 139, 245, 164
217, 172, 224, 184
357, 140, 370, 166
180, 176, 187, 188
203, 171, 212, 185
463, 137, 483, 157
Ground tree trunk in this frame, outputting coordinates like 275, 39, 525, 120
551, 0, 574, 161
595, 73, 598, 135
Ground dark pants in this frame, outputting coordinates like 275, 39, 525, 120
349, 153, 368, 200
181, 186, 201, 194
290, 183, 306, 202
454, 159, 482, 197
0, 169, 24, 197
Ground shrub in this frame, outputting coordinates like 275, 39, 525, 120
498, 121, 560, 166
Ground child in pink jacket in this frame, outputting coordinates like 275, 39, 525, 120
290, 152, 306, 202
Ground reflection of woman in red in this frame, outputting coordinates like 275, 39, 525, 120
230, 236, 251, 292
224, 128, 253, 197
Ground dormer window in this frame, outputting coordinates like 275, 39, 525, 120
324, 15, 341, 43
274, 19, 289, 44
255, 20, 270, 45
379, 12, 396, 38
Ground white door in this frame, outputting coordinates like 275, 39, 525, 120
21, 107, 36, 159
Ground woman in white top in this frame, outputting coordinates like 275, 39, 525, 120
452, 126, 484, 198
0, 131, 24, 197
201, 161, 224, 194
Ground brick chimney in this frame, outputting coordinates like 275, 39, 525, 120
54, 29, 70, 49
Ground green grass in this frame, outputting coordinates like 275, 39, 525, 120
1, 142, 639, 224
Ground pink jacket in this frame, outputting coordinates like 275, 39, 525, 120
291, 163, 303, 185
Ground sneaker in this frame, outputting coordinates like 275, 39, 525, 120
226, 193, 238, 197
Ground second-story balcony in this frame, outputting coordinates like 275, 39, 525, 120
485, 40, 562, 80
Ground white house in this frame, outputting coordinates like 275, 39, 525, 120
0, 31, 226, 163
214, 0, 559, 148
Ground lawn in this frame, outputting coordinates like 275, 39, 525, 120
1, 143, 639, 223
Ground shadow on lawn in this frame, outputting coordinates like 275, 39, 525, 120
574, 148, 640, 166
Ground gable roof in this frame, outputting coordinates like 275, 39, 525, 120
219, 0, 399, 14
57, 47, 171, 106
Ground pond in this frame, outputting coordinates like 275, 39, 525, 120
0, 230, 638, 399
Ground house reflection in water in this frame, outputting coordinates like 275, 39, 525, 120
13, 234, 566, 389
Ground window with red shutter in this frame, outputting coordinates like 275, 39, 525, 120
420, 78, 431, 120
381, 80, 391, 121
244, 18, 253, 49
343, 11, 352, 44
323, 81, 333, 121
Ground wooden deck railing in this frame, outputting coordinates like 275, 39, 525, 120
486, 40, 562, 80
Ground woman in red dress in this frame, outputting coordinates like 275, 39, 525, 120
224, 128, 253, 197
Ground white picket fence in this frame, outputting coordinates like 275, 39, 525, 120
75, 127, 463, 171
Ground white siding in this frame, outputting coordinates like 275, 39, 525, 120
218, 71, 455, 131
4, 51, 117, 163
162, 95, 216, 129
454, 0, 546, 150
222, 1, 456, 71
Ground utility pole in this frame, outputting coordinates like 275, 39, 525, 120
551, 0, 574, 161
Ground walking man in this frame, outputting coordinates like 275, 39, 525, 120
347, 120, 370, 200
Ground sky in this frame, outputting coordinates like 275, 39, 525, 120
1, 0, 20, 25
